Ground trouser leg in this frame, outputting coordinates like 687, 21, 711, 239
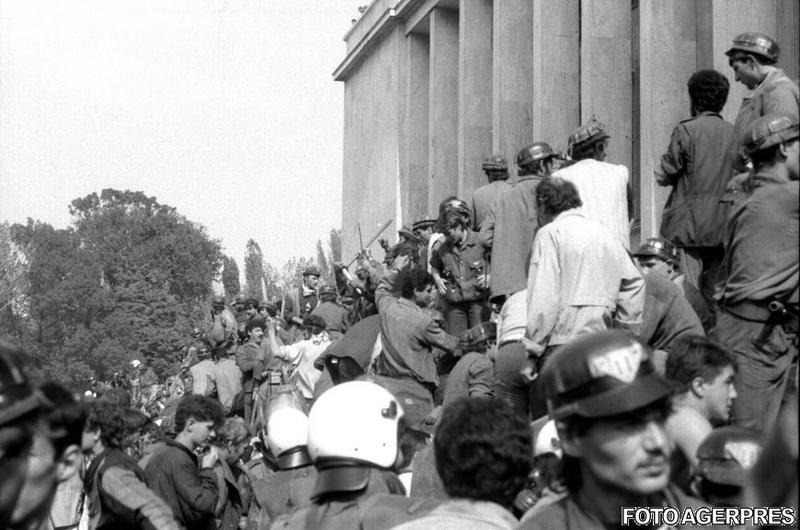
493, 342, 531, 418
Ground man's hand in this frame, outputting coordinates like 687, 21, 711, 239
434, 276, 447, 296
201, 445, 219, 468
423, 405, 442, 426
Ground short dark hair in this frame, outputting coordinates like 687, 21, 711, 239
244, 318, 266, 335
571, 139, 605, 161
174, 395, 225, 434
396, 267, 433, 300
665, 336, 737, 394
536, 178, 582, 217
87, 402, 126, 449
434, 397, 533, 508
688, 70, 729, 113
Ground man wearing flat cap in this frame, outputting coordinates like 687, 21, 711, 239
282, 265, 321, 322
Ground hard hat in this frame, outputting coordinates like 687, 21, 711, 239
211, 294, 226, 307
0, 340, 51, 427
482, 154, 509, 172
365, 374, 435, 434
307, 381, 403, 468
411, 217, 436, 232
742, 113, 799, 155
318, 284, 338, 297
267, 408, 309, 456
725, 32, 780, 63
516, 142, 556, 168
632, 237, 680, 263
568, 119, 610, 150
531, 416, 562, 458
540, 331, 673, 420
696, 427, 762, 486
302, 266, 321, 277
397, 226, 419, 241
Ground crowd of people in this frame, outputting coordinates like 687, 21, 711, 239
1, 31, 798, 530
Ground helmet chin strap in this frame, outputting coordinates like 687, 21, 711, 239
276, 445, 313, 470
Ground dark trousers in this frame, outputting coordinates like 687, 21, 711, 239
494, 342, 531, 418
443, 300, 488, 336
714, 308, 798, 432
682, 246, 724, 306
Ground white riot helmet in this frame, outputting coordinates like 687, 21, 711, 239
267, 408, 309, 456
308, 380, 404, 469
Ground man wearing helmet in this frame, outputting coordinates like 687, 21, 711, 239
271, 381, 436, 529
518, 331, 708, 529
714, 113, 799, 432
282, 266, 321, 322
310, 284, 349, 341
471, 154, 511, 231
553, 119, 632, 249
725, 32, 799, 168
480, 142, 558, 305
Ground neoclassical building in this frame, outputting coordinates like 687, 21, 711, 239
334, 0, 798, 260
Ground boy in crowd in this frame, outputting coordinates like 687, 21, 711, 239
145, 395, 225, 530
664, 336, 738, 493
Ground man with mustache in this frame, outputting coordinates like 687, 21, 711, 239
518, 331, 709, 529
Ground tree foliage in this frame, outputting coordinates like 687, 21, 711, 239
0, 190, 222, 389
243, 239, 266, 301
222, 256, 241, 299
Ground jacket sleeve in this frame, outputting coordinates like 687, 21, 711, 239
525, 230, 560, 356
100, 466, 180, 530
657, 124, 687, 186
614, 251, 645, 334
467, 356, 495, 398
374, 269, 397, 314
479, 201, 496, 248
422, 319, 458, 353
762, 78, 800, 117
172, 460, 220, 518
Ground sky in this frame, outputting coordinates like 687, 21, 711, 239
0, 0, 366, 267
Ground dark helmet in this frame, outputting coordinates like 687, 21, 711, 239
568, 119, 610, 151
632, 237, 680, 264
696, 427, 762, 486
516, 142, 556, 168
725, 32, 780, 63
210, 294, 226, 308
539, 331, 673, 420
318, 284, 338, 297
742, 113, 799, 155
482, 154, 509, 172
411, 217, 436, 232
0, 341, 51, 427
302, 266, 322, 278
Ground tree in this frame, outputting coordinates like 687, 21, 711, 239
221, 256, 241, 299
243, 239, 266, 301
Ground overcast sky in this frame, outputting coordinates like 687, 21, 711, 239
0, 0, 365, 267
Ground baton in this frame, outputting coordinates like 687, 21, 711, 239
346, 219, 394, 268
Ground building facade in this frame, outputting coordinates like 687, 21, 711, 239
334, 0, 798, 261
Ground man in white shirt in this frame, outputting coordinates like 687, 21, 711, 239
267, 314, 331, 406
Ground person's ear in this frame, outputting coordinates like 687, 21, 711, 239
690, 376, 707, 398
56, 445, 83, 483
555, 421, 583, 458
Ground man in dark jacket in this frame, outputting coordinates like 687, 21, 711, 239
144, 395, 225, 530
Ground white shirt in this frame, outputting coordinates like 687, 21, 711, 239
276, 333, 331, 399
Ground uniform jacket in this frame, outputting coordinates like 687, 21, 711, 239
441, 352, 495, 407
251, 465, 316, 524
144, 440, 219, 530
525, 210, 644, 355
236, 341, 267, 394
517, 484, 716, 529
372, 270, 458, 387
212, 458, 247, 530
553, 158, 631, 249
479, 175, 542, 299
721, 178, 799, 305
471, 180, 510, 231
431, 229, 489, 303
282, 285, 319, 321
85, 447, 179, 530
640, 273, 705, 353
733, 67, 800, 168
658, 113, 737, 247
311, 301, 350, 335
